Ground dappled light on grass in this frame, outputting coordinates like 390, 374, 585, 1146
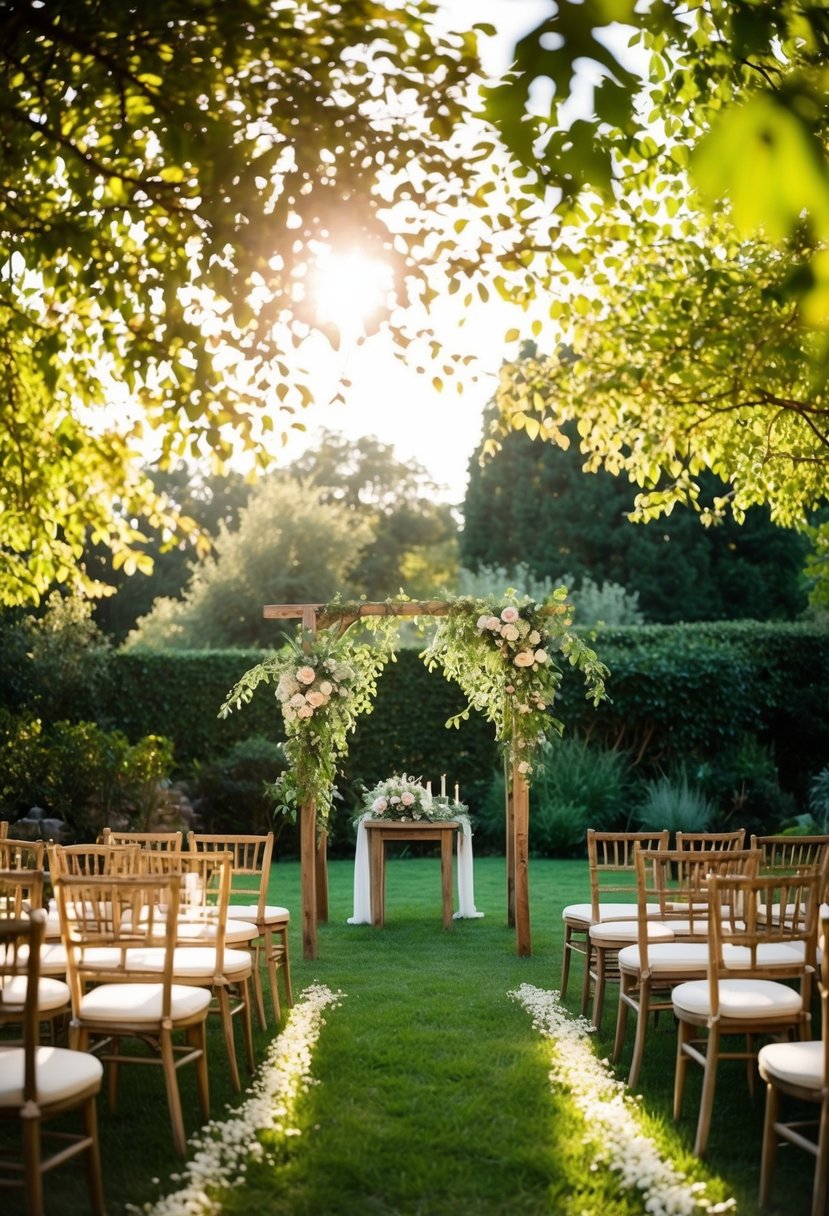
128, 984, 344, 1216
511, 984, 735, 1216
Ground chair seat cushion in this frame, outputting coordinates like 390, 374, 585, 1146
618, 942, 709, 974
79, 982, 212, 1022
124, 945, 253, 980
0, 1045, 103, 1106
758, 1039, 824, 1090
0, 975, 70, 1014
562, 902, 659, 926
177, 918, 259, 945
672, 978, 803, 1020
227, 904, 290, 925
589, 920, 674, 945
16, 942, 68, 975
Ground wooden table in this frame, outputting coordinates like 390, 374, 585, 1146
363, 819, 460, 929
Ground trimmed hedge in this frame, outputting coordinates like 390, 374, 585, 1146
5, 621, 828, 812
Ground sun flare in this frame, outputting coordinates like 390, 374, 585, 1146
312, 249, 393, 335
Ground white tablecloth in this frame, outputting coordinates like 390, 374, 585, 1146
347, 814, 484, 924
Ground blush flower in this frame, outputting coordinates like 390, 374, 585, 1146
534, 649, 548, 664
296, 665, 316, 685
513, 650, 535, 667
501, 606, 520, 623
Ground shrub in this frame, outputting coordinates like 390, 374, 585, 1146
474, 738, 632, 857
694, 736, 796, 836
0, 711, 175, 837
191, 735, 286, 834
632, 771, 716, 834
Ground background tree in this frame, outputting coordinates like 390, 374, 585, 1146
125, 475, 374, 649
289, 431, 459, 598
0, 0, 528, 605
464, 404, 808, 623
87, 466, 252, 643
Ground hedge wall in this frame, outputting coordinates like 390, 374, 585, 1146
94, 622, 829, 808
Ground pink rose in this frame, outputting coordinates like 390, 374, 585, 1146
401, 792, 415, 806
296, 665, 316, 685
501, 607, 519, 623
513, 650, 534, 667
501, 624, 519, 641
306, 690, 328, 708
296, 704, 313, 719
505, 684, 515, 694
372, 797, 388, 814
485, 616, 501, 631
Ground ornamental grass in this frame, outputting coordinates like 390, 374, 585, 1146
8, 857, 815, 1215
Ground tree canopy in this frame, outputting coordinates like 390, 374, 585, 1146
0, 0, 515, 605
482, 2, 829, 535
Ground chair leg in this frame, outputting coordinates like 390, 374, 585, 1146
561, 925, 573, 998
188, 1021, 210, 1121
813, 1104, 829, 1216
217, 987, 241, 1092
759, 1080, 778, 1210
627, 979, 650, 1091
694, 1024, 720, 1157
612, 972, 633, 1063
674, 1017, 692, 1121
83, 1095, 106, 1216
160, 1030, 188, 1157
592, 946, 607, 1028
279, 925, 293, 1008
263, 927, 282, 1024
580, 938, 593, 1016
241, 976, 255, 1074
21, 1107, 43, 1216
251, 943, 268, 1031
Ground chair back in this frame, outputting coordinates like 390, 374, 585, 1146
0, 868, 45, 920
187, 832, 274, 917
137, 848, 232, 958
0, 909, 46, 1096
587, 829, 669, 922
101, 828, 183, 851
55, 873, 184, 1017
0, 838, 46, 871
705, 870, 822, 1019
675, 829, 746, 852
636, 846, 761, 941
48, 842, 140, 879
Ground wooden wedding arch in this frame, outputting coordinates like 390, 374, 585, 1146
263, 599, 533, 961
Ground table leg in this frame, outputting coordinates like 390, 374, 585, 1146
369, 833, 384, 926
440, 828, 454, 929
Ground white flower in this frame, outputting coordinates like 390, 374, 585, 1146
500, 606, 520, 622
513, 650, 535, 667
296, 704, 313, 719
290, 693, 306, 708
131, 986, 344, 1216
319, 680, 333, 696
276, 674, 299, 700
485, 615, 501, 631
534, 648, 548, 664
372, 797, 388, 813
476, 614, 490, 630
517, 760, 531, 774
296, 665, 316, 685
510, 984, 735, 1216
501, 624, 520, 642
528, 630, 541, 645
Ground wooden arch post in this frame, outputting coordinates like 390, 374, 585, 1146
263, 599, 534, 961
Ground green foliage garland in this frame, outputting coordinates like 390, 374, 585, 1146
421, 591, 609, 778
219, 620, 398, 829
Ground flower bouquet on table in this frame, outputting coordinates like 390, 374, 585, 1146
360, 774, 467, 824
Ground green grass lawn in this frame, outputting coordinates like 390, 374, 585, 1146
5, 855, 817, 1214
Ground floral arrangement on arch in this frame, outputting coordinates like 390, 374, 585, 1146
360, 774, 467, 824
219, 620, 398, 828
422, 590, 609, 779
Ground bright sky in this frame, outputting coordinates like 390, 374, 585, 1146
281, 1, 556, 507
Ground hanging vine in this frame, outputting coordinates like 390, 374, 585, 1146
420, 589, 610, 778
219, 617, 399, 830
